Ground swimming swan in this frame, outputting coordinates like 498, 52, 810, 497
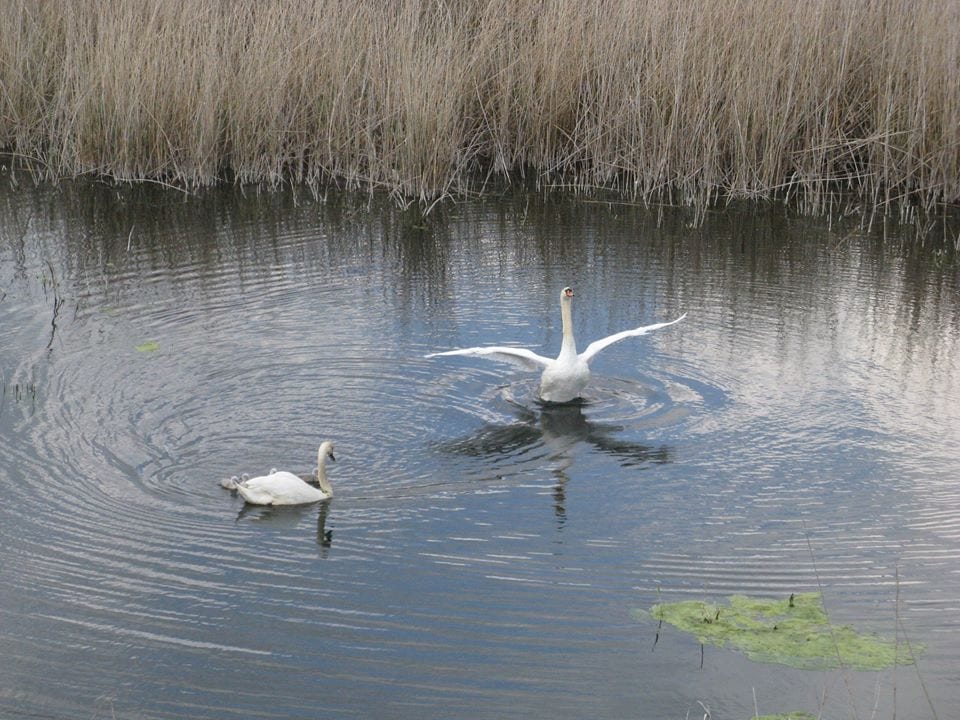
220, 441, 336, 505
426, 287, 685, 403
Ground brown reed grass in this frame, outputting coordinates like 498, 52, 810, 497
0, 0, 957, 217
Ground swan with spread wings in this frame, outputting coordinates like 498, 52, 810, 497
426, 287, 685, 403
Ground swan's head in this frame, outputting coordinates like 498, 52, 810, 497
319, 441, 336, 463
561, 286, 574, 300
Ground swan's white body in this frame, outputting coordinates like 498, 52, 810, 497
426, 287, 685, 403
222, 441, 335, 505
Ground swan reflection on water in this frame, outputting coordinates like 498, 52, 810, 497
434, 397, 672, 521
234, 501, 334, 551
437, 399, 671, 465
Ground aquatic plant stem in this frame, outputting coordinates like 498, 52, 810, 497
894, 565, 940, 720
802, 521, 861, 720
894, 565, 898, 719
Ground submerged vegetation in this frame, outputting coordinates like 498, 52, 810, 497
638, 592, 917, 671
0, 0, 957, 220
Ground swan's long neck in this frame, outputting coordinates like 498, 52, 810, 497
316, 448, 333, 496
559, 296, 577, 358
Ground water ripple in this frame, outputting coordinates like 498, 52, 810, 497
1, 188, 959, 719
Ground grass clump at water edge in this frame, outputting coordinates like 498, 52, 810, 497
0, 0, 957, 221
635, 591, 918, 671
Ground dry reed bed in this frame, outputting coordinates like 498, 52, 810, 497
0, 0, 957, 215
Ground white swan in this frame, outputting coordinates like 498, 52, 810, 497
220, 441, 335, 505
426, 287, 685, 403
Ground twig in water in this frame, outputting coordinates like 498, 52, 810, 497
652, 584, 663, 650
831, 227, 860, 250
44, 259, 64, 350
126, 225, 135, 252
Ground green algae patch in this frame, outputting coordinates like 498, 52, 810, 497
135, 340, 160, 353
642, 592, 915, 671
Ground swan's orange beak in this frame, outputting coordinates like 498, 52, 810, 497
564, 287, 574, 297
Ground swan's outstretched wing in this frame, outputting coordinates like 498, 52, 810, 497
425, 346, 553, 372
580, 313, 686, 363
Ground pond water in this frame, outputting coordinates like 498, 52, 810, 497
0, 179, 958, 719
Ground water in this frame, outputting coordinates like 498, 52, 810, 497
1, 179, 958, 719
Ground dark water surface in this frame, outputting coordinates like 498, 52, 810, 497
1, 180, 958, 719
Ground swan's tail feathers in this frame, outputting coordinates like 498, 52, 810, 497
220, 475, 240, 490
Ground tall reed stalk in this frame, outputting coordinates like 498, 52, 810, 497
0, 0, 956, 217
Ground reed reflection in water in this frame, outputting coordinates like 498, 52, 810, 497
0, 181, 958, 719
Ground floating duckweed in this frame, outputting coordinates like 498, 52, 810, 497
135, 340, 160, 353
642, 592, 917, 671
